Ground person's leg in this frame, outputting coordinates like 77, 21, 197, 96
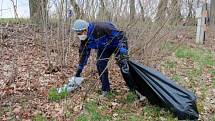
96, 48, 115, 92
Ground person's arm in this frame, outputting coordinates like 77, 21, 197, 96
75, 40, 91, 77
117, 31, 128, 51
110, 30, 128, 57
118, 31, 129, 61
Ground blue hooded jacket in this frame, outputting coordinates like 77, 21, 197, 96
78, 21, 128, 71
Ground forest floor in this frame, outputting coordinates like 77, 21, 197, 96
0, 23, 215, 121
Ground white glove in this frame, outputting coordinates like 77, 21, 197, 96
57, 77, 84, 93
68, 77, 84, 87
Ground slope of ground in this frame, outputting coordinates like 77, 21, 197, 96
0, 24, 215, 121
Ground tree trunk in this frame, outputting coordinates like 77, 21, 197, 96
129, 0, 135, 22
115, 0, 124, 22
10, 0, 18, 18
187, 0, 193, 18
41, 0, 50, 68
211, 0, 215, 25
169, 0, 182, 25
98, 0, 111, 21
186, 0, 196, 25
138, 0, 145, 22
70, 0, 84, 19
156, 0, 168, 22
197, 0, 200, 7
29, 0, 48, 25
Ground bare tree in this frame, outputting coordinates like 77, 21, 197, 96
186, 0, 196, 25
138, 0, 145, 22
10, 0, 18, 18
129, 0, 135, 22
169, 0, 182, 25
196, 0, 200, 7
70, 0, 84, 19
211, 0, 215, 24
156, 0, 168, 21
55, 0, 67, 68
41, 0, 51, 68
187, 0, 193, 18
29, 0, 48, 25
115, 0, 124, 22
98, 0, 111, 20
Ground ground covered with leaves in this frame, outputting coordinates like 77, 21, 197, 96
0, 24, 215, 121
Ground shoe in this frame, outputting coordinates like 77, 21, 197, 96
102, 91, 109, 97
99, 91, 109, 98
135, 90, 146, 101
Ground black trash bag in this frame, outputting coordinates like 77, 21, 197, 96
120, 59, 199, 120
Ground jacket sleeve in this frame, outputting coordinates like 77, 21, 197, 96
117, 31, 128, 50
78, 40, 91, 71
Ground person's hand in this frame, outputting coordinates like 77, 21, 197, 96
119, 47, 127, 55
118, 47, 128, 61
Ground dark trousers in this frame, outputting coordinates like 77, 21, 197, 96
96, 47, 134, 91
96, 47, 116, 91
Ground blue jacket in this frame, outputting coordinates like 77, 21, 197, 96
78, 21, 127, 71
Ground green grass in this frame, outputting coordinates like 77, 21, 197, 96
0, 18, 30, 24
143, 105, 162, 118
187, 68, 202, 82
175, 47, 201, 59
75, 93, 179, 121
114, 107, 143, 121
209, 115, 215, 121
208, 69, 215, 88
163, 42, 176, 50
0, 107, 10, 118
212, 78, 215, 88
143, 105, 177, 121
75, 115, 88, 121
65, 111, 72, 118
175, 46, 215, 67
164, 61, 177, 69
115, 107, 130, 115
48, 87, 68, 102
202, 54, 215, 66
124, 91, 138, 104
75, 101, 111, 121
174, 45, 215, 84
106, 91, 117, 99
33, 114, 47, 121
209, 69, 215, 76
171, 74, 181, 81
96, 90, 118, 100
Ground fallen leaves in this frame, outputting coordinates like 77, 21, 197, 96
12, 106, 22, 114
1, 24, 215, 121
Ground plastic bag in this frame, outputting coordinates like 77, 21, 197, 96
121, 59, 199, 120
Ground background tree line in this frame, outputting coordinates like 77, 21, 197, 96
29, 0, 215, 26
27, 0, 215, 69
